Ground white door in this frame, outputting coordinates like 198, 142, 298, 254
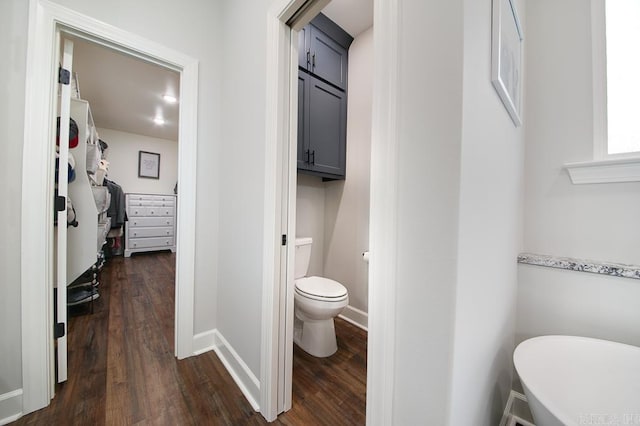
55, 38, 75, 383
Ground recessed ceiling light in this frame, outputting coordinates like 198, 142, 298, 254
163, 94, 178, 104
153, 117, 165, 125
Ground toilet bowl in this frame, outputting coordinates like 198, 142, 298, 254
294, 238, 349, 357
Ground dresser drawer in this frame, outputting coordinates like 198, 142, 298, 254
128, 206, 175, 217
127, 199, 176, 207
128, 194, 176, 202
128, 236, 174, 250
128, 216, 175, 228
128, 226, 174, 239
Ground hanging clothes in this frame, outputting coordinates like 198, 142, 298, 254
103, 178, 127, 229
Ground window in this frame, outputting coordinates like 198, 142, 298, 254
565, 0, 640, 184
604, 0, 640, 156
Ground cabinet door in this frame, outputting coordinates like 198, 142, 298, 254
298, 26, 309, 70
307, 75, 346, 177
297, 72, 310, 170
310, 25, 348, 90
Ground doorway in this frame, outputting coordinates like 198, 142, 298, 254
262, 0, 399, 422
21, 1, 198, 413
53, 30, 181, 385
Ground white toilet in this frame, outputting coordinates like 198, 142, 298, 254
294, 237, 349, 357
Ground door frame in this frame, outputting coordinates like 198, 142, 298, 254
260, 0, 401, 423
21, 0, 199, 414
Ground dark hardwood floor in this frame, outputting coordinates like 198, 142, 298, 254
15, 252, 367, 425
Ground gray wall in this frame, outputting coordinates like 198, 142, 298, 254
216, 0, 271, 379
0, 0, 29, 395
517, 0, 640, 349
323, 27, 373, 314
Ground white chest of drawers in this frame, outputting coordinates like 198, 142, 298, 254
124, 193, 177, 257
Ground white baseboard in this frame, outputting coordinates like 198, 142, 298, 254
338, 305, 368, 331
193, 329, 259, 412
192, 329, 217, 355
499, 390, 535, 426
0, 389, 23, 425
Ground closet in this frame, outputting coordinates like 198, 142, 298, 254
66, 98, 109, 285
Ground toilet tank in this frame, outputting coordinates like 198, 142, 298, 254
294, 237, 313, 279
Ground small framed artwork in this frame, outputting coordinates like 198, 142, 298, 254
491, 0, 524, 127
138, 151, 160, 179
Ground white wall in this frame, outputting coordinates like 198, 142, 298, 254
296, 174, 326, 277
391, 1, 464, 423
517, 0, 640, 350
323, 26, 373, 314
448, 0, 525, 424
389, 0, 525, 424
517, 265, 640, 347
97, 128, 178, 195
0, 0, 28, 400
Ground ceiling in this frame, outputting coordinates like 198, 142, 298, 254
67, 0, 372, 144
322, 0, 373, 37
70, 36, 180, 142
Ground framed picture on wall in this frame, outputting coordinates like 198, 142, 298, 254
138, 150, 160, 179
491, 0, 524, 127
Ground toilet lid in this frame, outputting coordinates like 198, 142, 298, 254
295, 276, 347, 299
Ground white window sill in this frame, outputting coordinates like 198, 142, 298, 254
564, 157, 640, 184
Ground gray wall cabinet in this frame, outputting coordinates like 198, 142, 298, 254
298, 14, 353, 180
298, 72, 347, 177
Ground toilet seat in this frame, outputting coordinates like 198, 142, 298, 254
295, 276, 347, 301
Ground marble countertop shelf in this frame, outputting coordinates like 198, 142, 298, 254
518, 253, 640, 280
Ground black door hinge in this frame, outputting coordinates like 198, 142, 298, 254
55, 195, 66, 212
58, 67, 70, 85
281, 234, 287, 246
54, 322, 65, 339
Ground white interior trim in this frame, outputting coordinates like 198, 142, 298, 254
339, 305, 369, 332
366, 0, 400, 424
565, 157, 640, 184
192, 330, 217, 356
0, 389, 23, 426
591, 0, 608, 160
261, 1, 291, 421
21, 0, 198, 415
213, 330, 261, 412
